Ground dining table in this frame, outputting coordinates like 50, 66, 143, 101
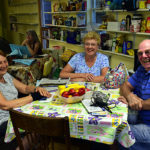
4, 82, 135, 148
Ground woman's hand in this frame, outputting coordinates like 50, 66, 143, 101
24, 39, 30, 45
84, 73, 94, 82
35, 87, 51, 98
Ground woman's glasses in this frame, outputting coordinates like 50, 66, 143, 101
84, 43, 97, 47
137, 50, 150, 57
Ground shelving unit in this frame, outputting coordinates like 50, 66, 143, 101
91, 0, 150, 70
93, 6, 150, 45
40, 0, 88, 49
7, 0, 40, 44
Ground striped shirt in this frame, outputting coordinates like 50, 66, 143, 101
128, 65, 150, 126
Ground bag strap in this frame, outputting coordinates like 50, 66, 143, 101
121, 63, 130, 80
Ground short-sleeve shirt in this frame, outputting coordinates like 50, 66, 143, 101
128, 65, 150, 126
68, 52, 109, 76
0, 73, 18, 126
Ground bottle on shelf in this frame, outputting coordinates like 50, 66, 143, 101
141, 19, 146, 32
76, 30, 81, 44
126, 15, 131, 31
105, 0, 111, 10
131, 14, 142, 32
120, 19, 126, 31
146, 17, 150, 33
111, 38, 116, 52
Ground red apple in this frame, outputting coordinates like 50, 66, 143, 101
78, 88, 85, 96
62, 91, 69, 98
72, 92, 79, 97
68, 88, 76, 95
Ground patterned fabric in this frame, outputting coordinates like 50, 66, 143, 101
128, 65, 150, 126
5, 84, 135, 148
0, 73, 18, 126
104, 63, 129, 89
8, 55, 50, 85
68, 52, 109, 76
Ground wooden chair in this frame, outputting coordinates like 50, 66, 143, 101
9, 109, 71, 150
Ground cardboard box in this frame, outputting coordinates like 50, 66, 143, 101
107, 22, 121, 31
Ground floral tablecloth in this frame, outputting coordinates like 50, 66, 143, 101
8, 55, 50, 85
5, 83, 135, 148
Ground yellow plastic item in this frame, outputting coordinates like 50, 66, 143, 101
58, 84, 85, 95
127, 49, 134, 56
43, 57, 53, 77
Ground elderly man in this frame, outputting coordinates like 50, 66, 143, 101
118, 39, 150, 150
119, 39, 150, 150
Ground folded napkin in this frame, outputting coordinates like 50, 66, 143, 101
13, 59, 36, 66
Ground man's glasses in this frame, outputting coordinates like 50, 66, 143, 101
137, 50, 150, 57
84, 43, 97, 47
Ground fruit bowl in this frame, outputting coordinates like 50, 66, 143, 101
58, 84, 86, 104
60, 94, 85, 104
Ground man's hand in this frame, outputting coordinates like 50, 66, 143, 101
118, 96, 128, 104
127, 93, 143, 110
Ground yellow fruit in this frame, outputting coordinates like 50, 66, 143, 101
58, 84, 85, 95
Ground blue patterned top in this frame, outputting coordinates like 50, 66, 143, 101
128, 65, 150, 126
68, 52, 109, 76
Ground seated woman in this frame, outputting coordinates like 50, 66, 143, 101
0, 50, 51, 148
59, 31, 109, 83
22, 30, 42, 57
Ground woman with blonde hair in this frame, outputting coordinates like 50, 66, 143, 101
60, 31, 109, 82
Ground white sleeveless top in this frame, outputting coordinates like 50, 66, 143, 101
0, 73, 18, 126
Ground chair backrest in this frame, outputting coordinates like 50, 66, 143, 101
9, 109, 70, 150
43, 57, 53, 77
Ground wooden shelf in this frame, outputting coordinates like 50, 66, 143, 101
99, 50, 134, 58
45, 24, 86, 29
9, 1, 37, 6
48, 38, 83, 47
44, 11, 87, 14
93, 8, 150, 13
9, 12, 38, 16
96, 29, 150, 36
10, 22, 38, 26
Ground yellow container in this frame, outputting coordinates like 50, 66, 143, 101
139, 1, 146, 9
